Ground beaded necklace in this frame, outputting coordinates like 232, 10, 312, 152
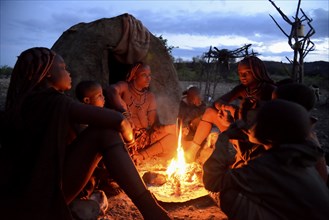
127, 83, 147, 110
245, 82, 263, 98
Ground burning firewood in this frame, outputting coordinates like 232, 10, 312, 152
137, 119, 209, 203
173, 176, 181, 196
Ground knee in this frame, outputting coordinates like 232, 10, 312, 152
161, 134, 178, 152
202, 107, 217, 120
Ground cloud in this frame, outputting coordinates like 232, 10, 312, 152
268, 42, 292, 53
141, 10, 279, 37
1, 1, 328, 66
310, 8, 329, 38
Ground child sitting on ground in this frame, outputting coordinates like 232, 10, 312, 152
178, 85, 206, 141
75, 80, 123, 196
74, 80, 105, 198
72, 80, 125, 218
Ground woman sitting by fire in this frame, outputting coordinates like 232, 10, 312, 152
104, 62, 177, 164
185, 56, 276, 164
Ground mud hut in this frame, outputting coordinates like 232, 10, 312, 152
51, 13, 181, 124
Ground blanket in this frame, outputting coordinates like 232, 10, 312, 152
112, 13, 150, 64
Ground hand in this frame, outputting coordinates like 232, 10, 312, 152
119, 118, 135, 144
221, 104, 238, 117
217, 109, 234, 128
126, 139, 137, 155
131, 153, 144, 166
182, 126, 189, 136
240, 97, 258, 111
131, 149, 150, 165
223, 120, 249, 141
122, 111, 135, 130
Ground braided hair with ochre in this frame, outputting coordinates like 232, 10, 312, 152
5, 47, 56, 112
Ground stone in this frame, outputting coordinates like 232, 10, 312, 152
51, 14, 181, 124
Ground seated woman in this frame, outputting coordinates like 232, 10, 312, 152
203, 99, 329, 219
0, 47, 170, 220
104, 62, 177, 163
185, 56, 276, 162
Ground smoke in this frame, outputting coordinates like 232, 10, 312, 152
155, 93, 180, 125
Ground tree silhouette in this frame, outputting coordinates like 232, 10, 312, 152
269, 0, 315, 83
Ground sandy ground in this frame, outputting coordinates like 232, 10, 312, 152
98, 155, 228, 220
98, 192, 227, 220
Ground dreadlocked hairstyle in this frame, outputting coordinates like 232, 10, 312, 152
5, 47, 56, 112
238, 56, 274, 84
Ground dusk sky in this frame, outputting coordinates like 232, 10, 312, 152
1, 0, 328, 67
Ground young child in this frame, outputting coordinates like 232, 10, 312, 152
73, 80, 106, 134
0, 47, 170, 220
75, 80, 123, 196
72, 80, 117, 217
68, 80, 106, 139
178, 85, 206, 141
203, 99, 329, 219
185, 56, 276, 162
76, 80, 105, 108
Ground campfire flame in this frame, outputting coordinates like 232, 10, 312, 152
140, 119, 208, 202
166, 123, 186, 179
165, 119, 200, 196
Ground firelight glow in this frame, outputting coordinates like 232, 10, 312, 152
166, 123, 187, 178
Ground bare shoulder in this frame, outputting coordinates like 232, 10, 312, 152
111, 81, 129, 93
113, 81, 128, 89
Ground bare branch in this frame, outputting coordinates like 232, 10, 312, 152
269, 0, 315, 83
299, 14, 306, 21
286, 56, 293, 64
303, 40, 315, 58
268, 0, 293, 24
300, 8, 311, 21
269, 14, 289, 37
294, 0, 302, 21
302, 9, 316, 38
